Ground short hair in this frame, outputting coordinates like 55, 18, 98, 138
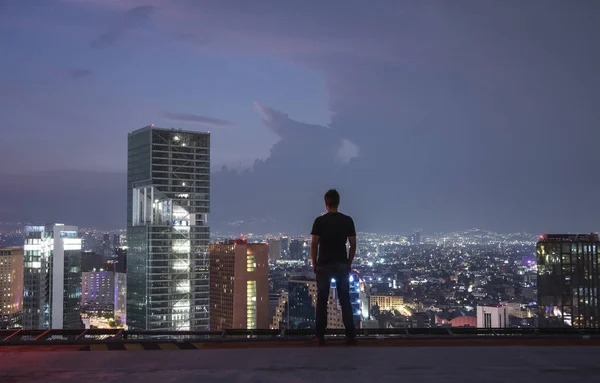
324, 189, 340, 208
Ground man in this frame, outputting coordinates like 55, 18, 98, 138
310, 189, 357, 345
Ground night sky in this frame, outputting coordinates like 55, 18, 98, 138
1, 0, 599, 234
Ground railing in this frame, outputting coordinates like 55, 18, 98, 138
1, 327, 599, 345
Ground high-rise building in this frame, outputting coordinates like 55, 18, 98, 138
0, 247, 24, 329
81, 268, 127, 329
268, 240, 281, 263
537, 234, 600, 328
127, 126, 210, 330
112, 233, 122, 249
271, 292, 288, 329
114, 246, 127, 274
280, 235, 289, 258
275, 272, 364, 330
209, 240, 269, 330
101, 233, 112, 258
477, 304, 508, 328
289, 239, 307, 260
23, 224, 82, 329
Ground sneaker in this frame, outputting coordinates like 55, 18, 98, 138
346, 338, 358, 346
313, 336, 325, 346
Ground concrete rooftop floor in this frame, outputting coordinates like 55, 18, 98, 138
1, 342, 600, 383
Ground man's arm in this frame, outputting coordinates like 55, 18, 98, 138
311, 235, 319, 273
310, 218, 320, 273
348, 236, 356, 269
347, 217, 357, 269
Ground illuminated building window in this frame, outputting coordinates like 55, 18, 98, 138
247, 255, 256, 272
247, 281, 257, 329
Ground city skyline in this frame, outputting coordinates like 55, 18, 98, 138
1, 1, 600, 234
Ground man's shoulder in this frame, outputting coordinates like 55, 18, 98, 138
341, 213, 354, 222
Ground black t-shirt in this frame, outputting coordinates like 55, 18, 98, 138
311, 212, 356, 266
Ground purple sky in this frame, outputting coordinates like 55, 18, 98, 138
1, 0, 599, 234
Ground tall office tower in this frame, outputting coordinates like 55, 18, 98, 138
280, 235, 289, 258
114, 246, 127, 274
101, 233, 112, 258
268, 239, 281, 263
127, 126, 210, 330
23, 224, 82, 329
289, 239, 303, 260
209, 239, 269, 330
112, 234, 121, 249
271, 292, 288, 329
0, 247, 24, 329
281, 272, 363, 330
537, 234, 600, 328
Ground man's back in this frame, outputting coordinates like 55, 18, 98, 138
311, 212, 356, 266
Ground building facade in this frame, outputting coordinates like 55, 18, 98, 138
209, 240, 269, 330
477, 304, 509, 328
127, 126, 211, 330
537, 234, 600, 328
23, 224, 82, 329
0, 247, 24, 329
81, 269, 127, 328
273, 272, 364, 330
268, 240, 281, 263
369, 295, 404, 312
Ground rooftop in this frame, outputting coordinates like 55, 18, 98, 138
1, 340, 599, 383
538, 233, 600, 242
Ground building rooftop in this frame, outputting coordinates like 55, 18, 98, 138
538, 233, 600, 242
1, 340, 599, 382
129, 125, 211, 136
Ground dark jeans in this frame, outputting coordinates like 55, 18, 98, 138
315, 263, 356, 340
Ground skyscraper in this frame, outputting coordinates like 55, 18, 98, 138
289, 239, 307, 260
23, 224, 82, 329
277, 272, 364, 330
268, 239, 281, 263
280, 235, 289, 258
537, 234, 600, 328
127, 126, 210, 330
209, 240, 269, 330
0, 247, 24, 329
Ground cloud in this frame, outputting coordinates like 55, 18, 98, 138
335, 139, 359, 165
50, 1, 600, 233
203, 2, 600, 233
70, 69, 91, 79
163, 111, 234, 128
90, 5, 155, 49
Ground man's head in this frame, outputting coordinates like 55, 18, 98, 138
324, 189, 340, 211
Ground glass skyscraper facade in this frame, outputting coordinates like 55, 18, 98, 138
127, 126, 210, 330
288, 277, 316, 329
23, 224, 82, 329
537, 234, 600, 328
284, 272, 363, 330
